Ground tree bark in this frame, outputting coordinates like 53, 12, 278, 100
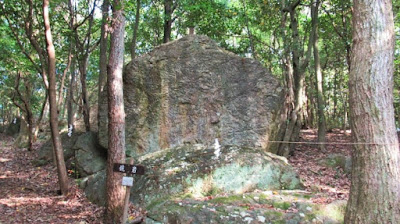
278, 0, 314, 157
67, 53, 77, 134
43, 0, 69, 196
163, 0, 174, 43
68, 0, 98, 132
12, 72, 34, 150
344, 0, 400, 222
130, 0, 140, 58
105, 0, 126, 222
98, 0, 109, 132
57, 46, 72, 113
78, 59, 91, 131
311, 0, 326, 149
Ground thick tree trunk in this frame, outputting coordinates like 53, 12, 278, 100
105, 0, 126, 222
130, 0, 140, 58
43, 0, 69, 196
311, 0, 326, 149
344, 0, 400, 222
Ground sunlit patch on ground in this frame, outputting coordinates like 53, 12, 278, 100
0, 133, 104, 223
0, 157, 11, 162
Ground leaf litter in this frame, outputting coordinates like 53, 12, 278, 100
0, 130, 353, 223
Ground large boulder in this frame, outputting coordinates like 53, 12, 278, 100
73, 132, 107, 177
99, 35, 283, 156
318, 153, 352, 174
37, 131, 82, 163
36, 131, 106, 177
80, 144, 302, 209
5, 117, 20, 137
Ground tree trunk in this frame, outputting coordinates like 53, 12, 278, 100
43, 0, 69, 196
98, 0, 109, 132
67, 57, 76, 134
105, 0, 126, 222
57, 46, 72, 113
311, 0, 326, 149
34, 92, 49, 141
278, 0, 314, 157
12, 72, 34, 150
163, 0, 173, 43
78, 59, 91, 132
1, 103, 4, 131
130, 0, 140, 58
344, 0, 400, 222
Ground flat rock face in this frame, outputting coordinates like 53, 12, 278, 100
99, 35, 283, 156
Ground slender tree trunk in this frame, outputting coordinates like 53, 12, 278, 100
79, 59, 91, 131
67, 60, 76, 134
311, 0, 326, 149
130, 0, 140, 58
43, 0, 69, 195
344, 0, 400, 222
98, 0, 109, 132
105, 0, 126, 222
34, 92, 48, 140
57, 46, 72, 112
12, 72, 36, 150
1, 103, 4, 131
163, 0, 173, 43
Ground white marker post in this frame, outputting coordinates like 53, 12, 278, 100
122, 158, 134, 223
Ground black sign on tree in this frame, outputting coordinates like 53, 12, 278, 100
113, 161, 145, 223
113, 163, 145, 175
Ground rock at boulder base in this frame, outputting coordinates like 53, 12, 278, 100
80, 144, 302, 210
99, 35, 283, 156
80, 144, 343, 223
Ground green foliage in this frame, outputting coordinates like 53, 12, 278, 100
1, 0, 400, 130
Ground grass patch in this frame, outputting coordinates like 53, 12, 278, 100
272, 201, 291, 210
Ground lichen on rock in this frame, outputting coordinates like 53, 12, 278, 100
99, 35, 284, 156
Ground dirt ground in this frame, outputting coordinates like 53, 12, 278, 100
0, 134, 103, 223
0, 130, 352, 223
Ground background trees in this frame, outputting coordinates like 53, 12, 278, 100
1, 0, 400, 221
0, 0, 362, 142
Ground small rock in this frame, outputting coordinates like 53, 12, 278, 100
240, 211, 250, 217
244, 217, 253, 223
257, 216, 266, 223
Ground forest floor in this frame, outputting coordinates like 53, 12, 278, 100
0, 130, 352, 223
288, 129, 351, 204
0, 134, 103, 223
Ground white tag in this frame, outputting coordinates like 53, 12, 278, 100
122, 176, 134, 187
